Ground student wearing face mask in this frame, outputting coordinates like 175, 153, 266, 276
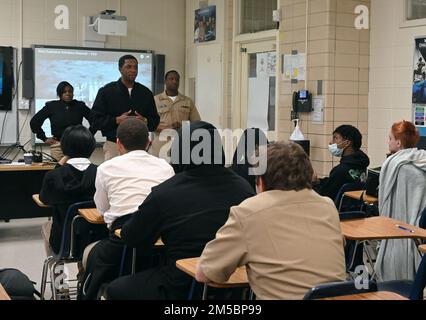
313, 125, 370, 201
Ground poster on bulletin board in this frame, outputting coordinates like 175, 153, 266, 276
413, 38, 426, 139
194, 5, 216, 43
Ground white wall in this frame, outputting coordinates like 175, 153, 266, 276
185, 0, 225, 128
369, 0, 425, 166
0, 0, 186, 163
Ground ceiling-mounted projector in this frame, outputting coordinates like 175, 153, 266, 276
92, 10, 127, 36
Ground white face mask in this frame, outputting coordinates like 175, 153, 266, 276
328, 143, 344, 157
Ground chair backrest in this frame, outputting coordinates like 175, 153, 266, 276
409, 254, 426, 300
339, 211, 368, 221
303, 280, 377, 300
419, 207, 426, 230
334, 182, 366, 211
365, 167, 381, 197
56, 200, 96, 260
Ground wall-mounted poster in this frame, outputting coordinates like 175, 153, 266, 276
412, 38, 426, 103
413, 38, 426, 143
194, 5, 216, 43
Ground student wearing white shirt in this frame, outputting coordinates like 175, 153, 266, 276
79, 118, 174, 300
94, 120, 174, 228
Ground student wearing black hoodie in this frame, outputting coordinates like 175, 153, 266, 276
314, 125, 370, 201
40, 125, 98, 255
104, 121, 255, 300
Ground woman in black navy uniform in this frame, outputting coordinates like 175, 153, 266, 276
30, 81, 93, 161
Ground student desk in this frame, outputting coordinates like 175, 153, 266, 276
114, 228, 164, 274
176, 257, 249, 300
0, 283, 11, 300
78, 208, 105, 224
340, 216, 426, 241
32, 194, 50, 208
0, 163, 55, 221
114, 228, 164, 246
77, 211, 162, 276
321, 291, 407, 300
340, 216, 426, 273
343, 190, 378, 204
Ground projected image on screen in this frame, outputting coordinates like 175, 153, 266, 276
34, 46, 153, 143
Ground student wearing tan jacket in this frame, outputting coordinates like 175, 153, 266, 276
196, 142, 347, 300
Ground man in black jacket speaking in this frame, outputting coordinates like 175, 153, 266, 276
91, 55, 160, 160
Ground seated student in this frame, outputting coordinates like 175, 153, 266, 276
39, 125, 97, 255
314, 124, 370, 201
230, 128, 268, 191
375, 120, 426, 281
79, 118, 174, 300
104, 121, 255, 300
196, 142, 346, 300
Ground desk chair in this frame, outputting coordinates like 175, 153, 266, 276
377, 253, 426, 300
339, 211, 376, 275
40, 200, 102, 300
334, 182, 366, 212
303, 280, 378, 300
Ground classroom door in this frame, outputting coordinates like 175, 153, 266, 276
239, 41, 277, 140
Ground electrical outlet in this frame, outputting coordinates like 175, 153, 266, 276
19, 99, 30, 110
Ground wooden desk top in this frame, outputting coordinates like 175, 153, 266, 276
114, 229, 164, 246
78, 208, 105, 225
176, 257, 249, 289
344, 190, 378, 204
0, 284, 11, 300
0, 163, 56, 172
321, 291, 407, 300
419, 244, 426, 254
32, 194, 50, 208
341, 216, 426, 241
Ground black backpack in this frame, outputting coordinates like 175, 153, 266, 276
0, 268, 38, 300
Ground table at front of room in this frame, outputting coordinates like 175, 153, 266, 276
0, 164, 55, 221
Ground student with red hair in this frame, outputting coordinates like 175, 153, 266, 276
375, 120, 426, 281
388, 120, 421, 154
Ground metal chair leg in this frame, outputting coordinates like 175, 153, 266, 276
49, 261, 58, 300
40, 257, 52, 300
348, 240, 360, 272
363, 245, 377, 280
131, 248, 137, 275
249, 289, 255, 300
188, 279, 197, 300
202, 284, 208, 300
